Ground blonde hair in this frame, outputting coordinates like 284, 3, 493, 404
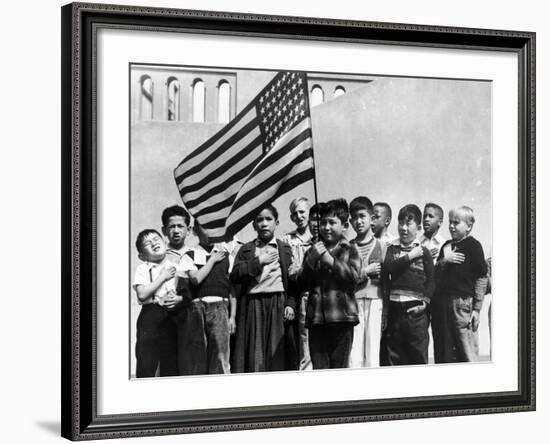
449, 206, 475, 226
289, 197, 311, 214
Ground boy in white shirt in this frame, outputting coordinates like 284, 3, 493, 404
132, 229, 194, 377
419, 203, 446, 263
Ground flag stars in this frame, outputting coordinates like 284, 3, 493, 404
257, 73, 308, 149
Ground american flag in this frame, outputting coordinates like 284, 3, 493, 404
174, 71, 315, 242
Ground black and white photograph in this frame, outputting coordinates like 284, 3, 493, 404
56, 1, 537, 440
129, 64, 492, 378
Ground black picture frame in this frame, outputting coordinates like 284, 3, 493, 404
61, 2, 536, 440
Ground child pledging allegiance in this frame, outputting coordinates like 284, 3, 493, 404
299, 199, 361, 369
381, 204, 435, 366
282, 197, 313, 371
349, 196, 387, 368
132, 229, 193, 377
178, 223, 236, 375
432, 206, 488, 363
230, 204, 298, 372
419, 203, 446, 263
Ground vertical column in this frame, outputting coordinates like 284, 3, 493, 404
151, 71, 166, 121
229, 77, 237, 121
205, 76, 218, 123
180, 73, 192, 123
130, 70, 140, 124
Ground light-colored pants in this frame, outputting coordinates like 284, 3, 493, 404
451, 296, 479, 362
298, 294, 312, 370
349, 298, 383, 368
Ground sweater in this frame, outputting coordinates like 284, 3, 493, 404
383, 242, 435, 303
186, 248, 232, 299
436, 236, 488, 307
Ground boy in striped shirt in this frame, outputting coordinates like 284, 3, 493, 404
349, 196, 387, 368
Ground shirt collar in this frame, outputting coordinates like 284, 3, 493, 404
295, 229, 312, 242
166, 245, 188, 255
353, 233, 375, 245
255, 237, 278, 248
419, 232, 445, 245
145, 257, 168, 267
392, 238, 421, 248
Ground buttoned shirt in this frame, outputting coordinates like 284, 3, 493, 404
281, 229, 312, 280
132, 257, 195, 305
165, 245, 189, 264
418, 232, 446, 264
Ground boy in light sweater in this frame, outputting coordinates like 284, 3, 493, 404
349, 196, 387, 368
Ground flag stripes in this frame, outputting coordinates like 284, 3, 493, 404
194, 120, 312, 228
174, 71, 315, 242
174, 103, 256, 179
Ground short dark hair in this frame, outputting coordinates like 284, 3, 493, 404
309, 203, 321, 217
255, 203, 279, 221
374, 202, 392, 219
161, 205, 190, 227
350, 196, 374, 216
135, 229, 162, 254
424, 202, 444, 219
320, 198, 349, 224
398, 204, 422, 226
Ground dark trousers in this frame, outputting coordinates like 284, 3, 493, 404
382, 301, 429, 366
308, 324, 354, 369
135, 303, 186, 378
135, 304, 166, 378
159, 305, 187, 376
431, 294, 455, 363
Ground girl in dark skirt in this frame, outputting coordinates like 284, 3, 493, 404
230, 204, 298, 372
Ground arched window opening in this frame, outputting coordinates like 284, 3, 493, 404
217, 80, 231, 123
192, 79, 205, 123
167, 78, 180, 121
310, 85, 324, 107
334, 85, 346, 98
140, 76, 153, 120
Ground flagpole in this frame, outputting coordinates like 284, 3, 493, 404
303, 72, 321, 241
